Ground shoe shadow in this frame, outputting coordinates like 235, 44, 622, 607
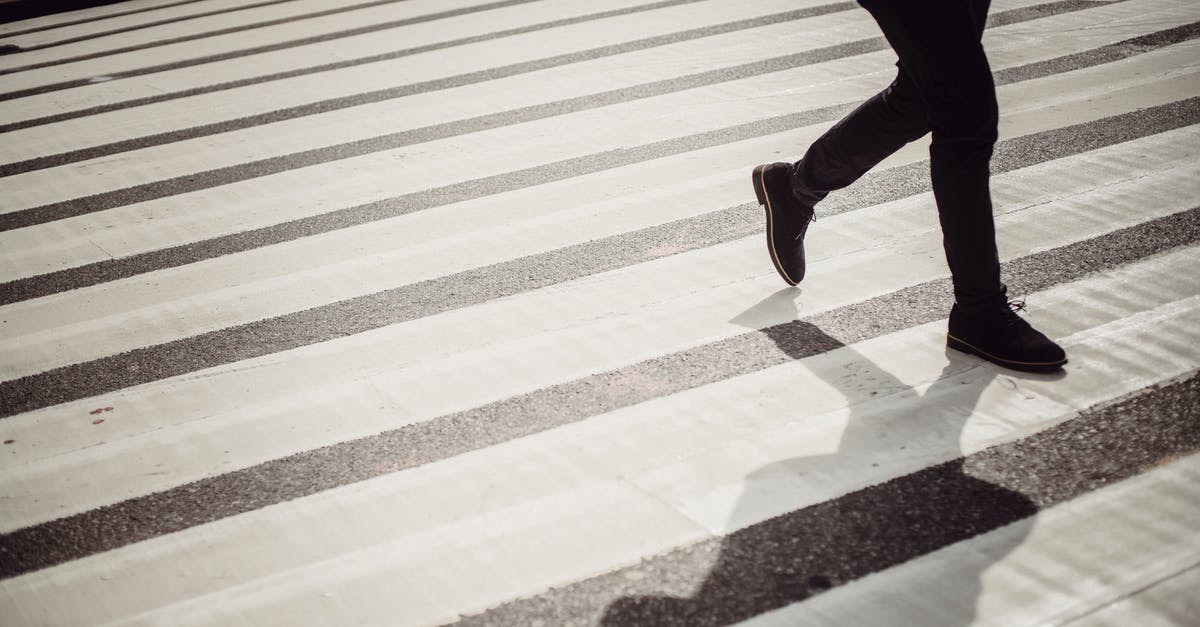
728, 287, 803, 331
600, 289, 1061, 626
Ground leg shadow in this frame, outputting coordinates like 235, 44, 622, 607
602, 292, 1054, 626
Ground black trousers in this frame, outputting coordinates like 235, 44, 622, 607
791, 0, 1004, 313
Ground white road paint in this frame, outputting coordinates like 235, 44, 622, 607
0, 8, 878, 164
0, 0, 201, 37
0, 0, 599, 79
0, 122, 1193, 383
633, 288, 1200, 534
0, 0, 818, 116
2, 253, 1196, 626
5, 116, 1194, 351
0, 31, 1194, 286
3, 0, 1193, 213
2, 1, 1197, 624
1063, 566, 1200, 627
1, 83, 1196, 374
738, 453, 1200, 627
1, 0, 1182, 164
0, 125, 1190, 490
0, 7, 882, 212
2, 35, 1190, 350
0, 0, 460, 56
1, 161, 1195, 531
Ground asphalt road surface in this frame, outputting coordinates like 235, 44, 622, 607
1, 0, 1198, 625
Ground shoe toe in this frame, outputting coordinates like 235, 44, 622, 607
1029, 337, 1067, 366
784, 242, 807, 283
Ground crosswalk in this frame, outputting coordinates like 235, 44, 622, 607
0, 0, 1197, 624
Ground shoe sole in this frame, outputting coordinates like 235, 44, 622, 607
753, 164, 799, 286
947, 333, 1068, 373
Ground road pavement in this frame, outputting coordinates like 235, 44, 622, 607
1, 0, 1198, 625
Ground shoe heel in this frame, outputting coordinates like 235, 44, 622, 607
752, 165, 768, 206
946, 335, 975, 356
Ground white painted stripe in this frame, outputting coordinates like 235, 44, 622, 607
736, 453, 1200, 627
0, 0, 199, 37
0, 5, 876, 165
1, 122, 1192, 487
0, 0, 814, 115
3, 0, 1189, 207
0, 0, 580, 77
2, 252, 1195, 626
630, 274, 1200, 535
0, 0, 381, 53
1, 156, 1195, 531
1063, 566, 1200, 627
1, 44, 1196, 378
1, 44, 1195, 333
0, 57, 885, 279
0, 5, 880, 211
1, 3, 1194, 625
9, 114, 1199, 361
1, 0, 1113, 167
3, 122, 1195, 365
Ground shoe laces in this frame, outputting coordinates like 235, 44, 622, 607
1002, 299, 1028, 325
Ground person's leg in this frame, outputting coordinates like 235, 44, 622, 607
754, 58, 929, 286
856, 0, 1004, 313
788, 0, 993, 215
790, 66, 929, 208
854, 0, 1064, 371
756, 0, 1065, 370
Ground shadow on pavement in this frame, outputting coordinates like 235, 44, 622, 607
1, 0, 133, 25
601, 288, 1058, 626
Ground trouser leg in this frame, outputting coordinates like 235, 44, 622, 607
864, 0, 1003, 312
802, 0, 1004, 312
790, 68, 929, 208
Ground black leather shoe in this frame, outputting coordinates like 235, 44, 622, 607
752, 162, 814, 285
947, 300, 1067, 373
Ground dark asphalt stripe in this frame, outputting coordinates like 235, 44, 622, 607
3, 4, 1183, 181
0, 39, 885, 181
0, 0, 1089, 130
0, 58, 881, 230
0, 0, 549, 76
458, 371, 1200, 626
0, 75, 1195, 310
0, 0, 408, 55
0, 2, 733, 133
0, 35, 883, 180
0, 102, 1192, 408
0, 208, 1195, 579
0, 98, 834, 229
0, 11, 1174, 229
0, 0, 749, 100
992, 18, 1200, 85
0, 0, 201, 31
0, 23, 1176, 267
